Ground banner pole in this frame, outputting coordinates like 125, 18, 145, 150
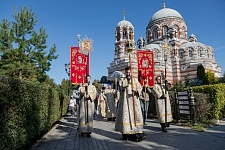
86, 54, 89, 124
129, 52, 136, 127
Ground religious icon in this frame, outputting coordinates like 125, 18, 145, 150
82, 41, 91, 51
142, 59, 149, 68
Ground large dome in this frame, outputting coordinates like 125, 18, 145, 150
117, 19, 133, 27
150, 8, 183, 22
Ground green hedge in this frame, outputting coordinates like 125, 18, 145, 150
192, 84, 225, 119
148, 84, 225, 122
194, 93, 212, 122
0, 76, 69, 150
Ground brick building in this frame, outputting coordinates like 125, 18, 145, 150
108, 4, 222, 83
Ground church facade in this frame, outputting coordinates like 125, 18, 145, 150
107, 4, 222, 83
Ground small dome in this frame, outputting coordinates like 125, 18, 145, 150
188, 34, 198, 42
117, 19, 133, 27
138, 36, 144, 40
189, 34, 196, 38
150, 8, 183, 22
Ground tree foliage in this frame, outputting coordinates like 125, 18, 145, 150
184, 74, 193, 87
202, 71, 219, 85
197, 64, 205, 80
0, 6, 58, 83
92, 79, 102, 92
193, 64, 205, 86
60, 78, 70, 96
171, 80, 185, 91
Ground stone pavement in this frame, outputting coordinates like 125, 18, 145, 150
30, 115, 225, 150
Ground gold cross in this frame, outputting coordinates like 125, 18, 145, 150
122, 10, 125, 20
160, 39, 172, 56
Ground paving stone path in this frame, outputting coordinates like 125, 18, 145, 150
31, 115, 225, 150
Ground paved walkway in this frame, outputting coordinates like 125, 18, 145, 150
30, 115, 225, 150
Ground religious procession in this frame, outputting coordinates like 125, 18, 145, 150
2, 1, 225, 150
63, 2, 224, 144
71, 67, 173, 142
69, 35, 173, 143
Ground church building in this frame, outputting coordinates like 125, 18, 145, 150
107, 3, 222, 83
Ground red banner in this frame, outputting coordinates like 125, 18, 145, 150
70, 46, 88, 84
137, 50, 154, 87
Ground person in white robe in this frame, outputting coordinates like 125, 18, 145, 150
97, 87, 106, 118
152, 76, 173, 132
115, 66, 146, 142
78, 75, 97, 137
105, 84, 120, 121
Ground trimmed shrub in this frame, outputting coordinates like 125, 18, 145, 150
0, 76, 69, 150
193, 84, 225, 119
194, 93, 212, 122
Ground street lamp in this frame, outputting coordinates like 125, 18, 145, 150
159, 38, 172, 127
64, 63, 70, 96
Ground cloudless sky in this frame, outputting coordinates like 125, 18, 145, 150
0, 0, 225, 84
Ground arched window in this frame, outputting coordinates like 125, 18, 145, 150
129, 29, 132, 40
205, 49, 208, 57
188, 48, 193, 58
117, 29, 120, 41
198, 47, 204, 57
123, 29, 127, 39
180, 27, 185, 38
115, 59, 120, 65
162, 26, 167, 37
115, 46, 120, 58
153, 29, 158, 40
208, 49, 210, 57
179, 29, 183, 38
179, 51, 184, 59
114, 48, 117, 56
197, 47, 200, 57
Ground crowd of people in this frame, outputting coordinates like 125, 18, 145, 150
70, 66, 173, 142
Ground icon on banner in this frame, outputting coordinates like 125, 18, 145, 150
142, 59, 149, 68
82, 40, 91, 51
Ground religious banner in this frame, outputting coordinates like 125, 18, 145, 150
70, 46, 88, 84
137, 50, 154, 87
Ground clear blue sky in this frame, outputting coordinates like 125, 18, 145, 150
1, 0, 225, 84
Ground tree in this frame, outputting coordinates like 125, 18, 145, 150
60, 78, 70, 96
171, 80, 185, 91
0, 6, 58, 83
92, 79, 102, 92
195, 64, 205, 86
184, 74, 192, 87
197, 64, 205, 80
202, 71, 219, 85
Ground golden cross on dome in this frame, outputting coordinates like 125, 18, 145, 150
122, 10, 126, 20
163, 0, 166, 8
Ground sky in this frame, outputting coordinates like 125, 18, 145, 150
0, 0, 225, 84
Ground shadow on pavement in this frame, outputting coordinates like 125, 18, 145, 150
30, 116, 225, 150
